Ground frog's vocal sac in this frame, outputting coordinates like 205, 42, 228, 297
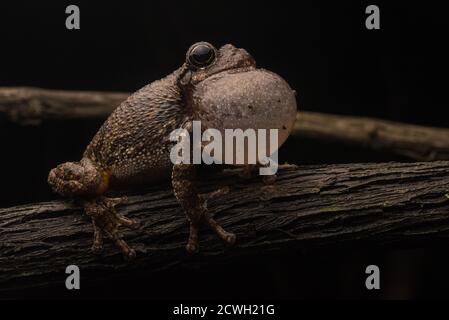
48, 42, 298, 259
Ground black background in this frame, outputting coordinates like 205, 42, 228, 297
0, 0, 448, 299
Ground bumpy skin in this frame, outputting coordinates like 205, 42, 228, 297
48, 42, 297, 258
84, 70, 189, 186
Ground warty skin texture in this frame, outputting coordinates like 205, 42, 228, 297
48, 42, 297, 258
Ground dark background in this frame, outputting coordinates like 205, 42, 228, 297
0, 0, 448, 299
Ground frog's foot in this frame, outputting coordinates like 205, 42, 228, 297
186, 214, 236, 254
84, 196, 139, 260
172, 163, 236, 254
185, 187, 234, 253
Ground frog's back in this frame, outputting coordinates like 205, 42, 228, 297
84, 72, 188, 185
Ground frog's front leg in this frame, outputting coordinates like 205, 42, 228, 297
84, 196, 139, 259
171, 163, 236, 253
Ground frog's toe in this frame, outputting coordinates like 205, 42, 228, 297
91, 243, 103, 254
206, 217, 237, 246
186, 242, 199, 254
128, 218, 141, 230
224, 232, 237, 245
124, 248, 137, 260
186, 222, 200, 254
111, 235, 137, 260
117, 214, 140, 229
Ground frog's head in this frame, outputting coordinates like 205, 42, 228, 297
177, 42, 297, 168
178, 42, 256, 87
48, 158, 105, 197
177, 42, 296, 171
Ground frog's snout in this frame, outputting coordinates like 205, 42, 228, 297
217, 44, 256, 70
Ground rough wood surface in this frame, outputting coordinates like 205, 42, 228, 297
294, 112, 449, 161
2, 87, 449, 160
1, 162, 449, 292
0, 86, 128, 125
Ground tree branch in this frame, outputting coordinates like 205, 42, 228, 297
294, 112, 449, 161
0, 86, 128, 125
1, 162, 449, 292
2, 87, 449, 160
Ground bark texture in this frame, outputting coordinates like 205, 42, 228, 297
1, 162, 449, 292
294, 112, 449, 161
0, 86, 128, 125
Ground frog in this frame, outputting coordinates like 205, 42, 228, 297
47, 42, 297, 259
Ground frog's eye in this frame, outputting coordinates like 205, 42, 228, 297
187, 43, 216, 68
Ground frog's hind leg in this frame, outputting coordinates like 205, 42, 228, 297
84, 196, 139, 259
172, 163, 236, 253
